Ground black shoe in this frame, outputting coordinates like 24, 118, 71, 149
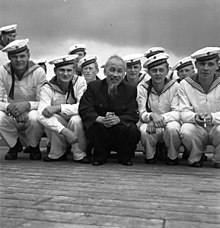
214, 163, 220, 168
119, 160, 133, 166
5, 148, 18, 160
92, 161, 105, 166
145, 157, 156, 164
43, 153, 67, 162
23, 146, 30, 153
74, 156, 91, 163
190, 161, 203, 167
166, 157, 179, 166
5, 138, 22, 160
29, 145, 42, 160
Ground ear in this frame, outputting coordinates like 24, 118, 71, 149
8, 53, 12, 60
177, 71, 180, 77
195, 61, 198, 68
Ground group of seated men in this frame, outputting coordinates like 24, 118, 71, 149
0, 24, 220, 168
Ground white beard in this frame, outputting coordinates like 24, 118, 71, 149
108, 84, 118, 98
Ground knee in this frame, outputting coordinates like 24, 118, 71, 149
180, 123, 197, 139
215, 125, 220, 134
139, 123, 147, 133
165, 121, 180, 135
127, 124, 140, 141
0, 111, 7, 124
212, 125, 220, 139
28, 110, 42, 127
69, 115, 82, 125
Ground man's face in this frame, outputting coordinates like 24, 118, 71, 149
1, 32, 17, 46
82, 63, 98, 83
177, 65, 195, 80
148, 63, 169, 84
105, 58, 125, 87
126, 63, 141, 79
9, 50, 29, 72
55, 64, 74, 84
195, 58, 219, 79
75, 51, 86, 64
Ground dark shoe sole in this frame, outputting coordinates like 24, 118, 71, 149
214, 163, 220, 168
92, 161, 105, 166
190, 161, 203, 167
145, 158, 156, 164
74, 157, 91, 163
30, 153, 42, 160
166, 158, 179, 166
5, 154, 18, 160
119, 161, 133, 166
43, 154, 67, 162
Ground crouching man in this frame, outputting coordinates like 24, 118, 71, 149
138, 52, 181, 165
179, 47, 220, 168
79, 55, 140, 166
0, 39, 46, 160
37, 55, 90, 163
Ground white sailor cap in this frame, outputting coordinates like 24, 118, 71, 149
0, 24, 17, 34
144, 53, 169, 69
144, 47, 165, 58
49, 54, 78, 67
2, 39, 29, 54
68, 44, 86, 55
123, 53, 143, 66
191, 47, 220, 61
78, 55, 97, 68
172, 57, 194, 71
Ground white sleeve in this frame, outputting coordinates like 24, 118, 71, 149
37, 85, 65, 133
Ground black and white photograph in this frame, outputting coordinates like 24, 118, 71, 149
0, 0, 220, 227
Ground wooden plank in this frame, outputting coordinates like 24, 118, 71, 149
0, 207, 164, 228
0, 216, 163, 228
1, 198, 220, 223
0, 146, 219, 228
165, 220, 220, 228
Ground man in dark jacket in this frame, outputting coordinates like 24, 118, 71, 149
79, 55, 140, 166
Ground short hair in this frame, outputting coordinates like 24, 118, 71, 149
104, 55, 126, 71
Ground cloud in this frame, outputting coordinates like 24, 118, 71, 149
1, 0, 220, 64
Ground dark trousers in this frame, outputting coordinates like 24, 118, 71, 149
86, 123, 140, 163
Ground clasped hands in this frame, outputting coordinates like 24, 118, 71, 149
146, 113, 166, 134
6, 102, 30, 123
97, 112, 120, 128
195, 113, 212, 127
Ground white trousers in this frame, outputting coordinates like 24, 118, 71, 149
46, 115, 86, 160
0, 110, 44, 148
140, 121, 181, 160
180, 123, 220, 164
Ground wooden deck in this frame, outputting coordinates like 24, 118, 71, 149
0, 144, 220, 228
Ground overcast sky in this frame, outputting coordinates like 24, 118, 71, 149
1, 0, 220, 77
